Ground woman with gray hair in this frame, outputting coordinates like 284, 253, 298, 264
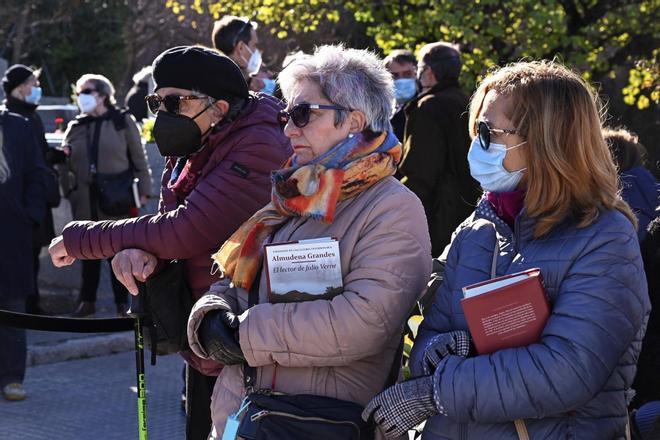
59, 73, 152, 317
186, 44, 431, 439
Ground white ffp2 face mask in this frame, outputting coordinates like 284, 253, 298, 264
77, 93, 97, 114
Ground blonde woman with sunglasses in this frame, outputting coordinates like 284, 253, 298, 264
365, 60, 650, 440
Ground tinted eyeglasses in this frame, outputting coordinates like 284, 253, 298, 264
477, 120, 520, 151
145, 93, 207, 115
278, 103, 350, 129
76, 88, 97, 96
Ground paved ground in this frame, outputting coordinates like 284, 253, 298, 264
0, 351, 186, 440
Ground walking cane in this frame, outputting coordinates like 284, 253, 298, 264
128, 284, 149, 440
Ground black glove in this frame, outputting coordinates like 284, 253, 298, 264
198, 309, 245, 365
422, 330, 472, 375
362, 376, 440, 438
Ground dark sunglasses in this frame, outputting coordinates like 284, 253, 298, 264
145, 93, 207, 115
76, 88, 97, 96
277, 103, 350, 129
477, 120, 520, 151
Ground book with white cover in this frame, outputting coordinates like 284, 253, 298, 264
264, 237, 343, 303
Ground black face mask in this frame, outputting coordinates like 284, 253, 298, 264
153, 104, 213, 157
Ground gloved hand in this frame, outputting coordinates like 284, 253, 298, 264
362, 376, 439, 438
422, 330, 472, 375
198, 308, 245, 365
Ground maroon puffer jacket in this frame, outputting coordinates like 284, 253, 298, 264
62, 94, 291, 375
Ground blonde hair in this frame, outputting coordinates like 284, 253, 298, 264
468, 60, 636, 238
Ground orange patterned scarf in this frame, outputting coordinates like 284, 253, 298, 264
211, 129, 402, 290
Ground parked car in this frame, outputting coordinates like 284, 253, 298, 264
37, 104, 78, 149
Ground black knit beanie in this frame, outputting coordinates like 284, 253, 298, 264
2, 64, 34, 96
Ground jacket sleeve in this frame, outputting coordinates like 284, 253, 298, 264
399, 102, 446, 212
408, 222, 489, 377
187, 278, 239, 359
432, 224, 650, 423
124, 114, 153, 197
61, 140, 277, 260
238, 190, 433, 368
21, 120, 48, 224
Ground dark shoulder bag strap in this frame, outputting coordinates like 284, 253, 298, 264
243, 269, 261, 390
86, 119, 102, 220
120, 112, 136, 172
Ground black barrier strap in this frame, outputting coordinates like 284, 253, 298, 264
0, 309, 134, 333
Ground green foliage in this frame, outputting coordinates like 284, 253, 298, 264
166, 0, 342, 37
169, 0, 659, 108
0, 0, 131, 97
142, 118, 155, 143
622, 48, 659, 110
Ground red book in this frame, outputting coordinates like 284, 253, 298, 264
460, 268, 550, 354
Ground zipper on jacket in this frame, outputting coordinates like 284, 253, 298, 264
459, 422, 467, 440
512, 218, 522, 253
250, 410, 360, 434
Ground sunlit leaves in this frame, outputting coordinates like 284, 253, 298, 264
167, 0, 658, 109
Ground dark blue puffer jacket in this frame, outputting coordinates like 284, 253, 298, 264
619, 165, 659, 241
410, 198, 650, 440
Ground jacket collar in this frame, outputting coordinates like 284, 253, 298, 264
404, 78, 461, 113
4, 96, 37, 116
474, 196, 536, 244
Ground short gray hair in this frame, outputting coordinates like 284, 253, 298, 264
76, 73, 116, 105
278, 45, 394, 133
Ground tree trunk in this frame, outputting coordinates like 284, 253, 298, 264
12, 2, 31, 64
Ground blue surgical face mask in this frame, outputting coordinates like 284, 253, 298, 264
245, 46, 262, 76
260, 78, 276, 96
467, 137, 527, 192
393, 78, 417, 103
25, 86, 42, 105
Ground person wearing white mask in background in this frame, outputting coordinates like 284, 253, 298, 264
2, 64, 64, 315
58, 73, 152, 318
211, 15, 267, 92
384, 50, 418, 142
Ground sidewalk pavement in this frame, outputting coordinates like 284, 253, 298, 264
0, 351, 186, 439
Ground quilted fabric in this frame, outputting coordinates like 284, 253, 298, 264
410, 197, 651, 439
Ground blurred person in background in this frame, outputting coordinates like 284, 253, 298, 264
211, 15, 267, 92
2, 64, 64, 315
384, 49, 417, 142
398, 42, 480, 258
58, 73, 152, 317
604, 126, 658, 242
125, 66, 153, 123
0, 108, 47, 401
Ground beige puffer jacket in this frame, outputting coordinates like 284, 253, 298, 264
188, 176, 432, 439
